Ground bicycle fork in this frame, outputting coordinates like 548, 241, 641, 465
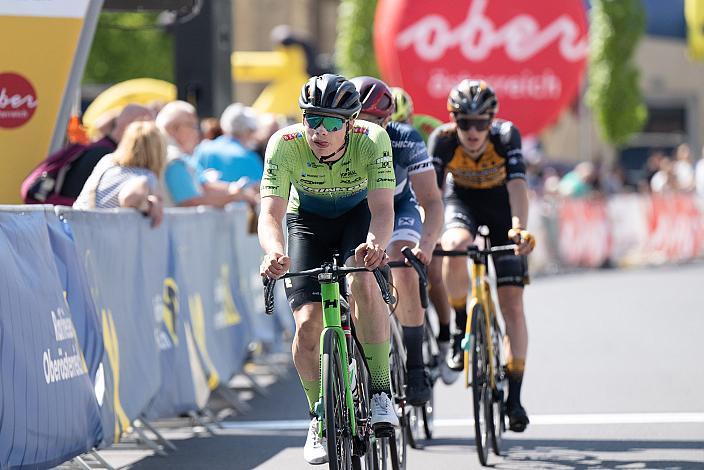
316, 280, 357, 437
463, 263, 497, 389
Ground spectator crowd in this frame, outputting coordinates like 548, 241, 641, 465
24, 99, 292, 227
24, 97, 704, 228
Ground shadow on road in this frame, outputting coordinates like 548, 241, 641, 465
132, 364, 311, 470
419, 437, 703, 469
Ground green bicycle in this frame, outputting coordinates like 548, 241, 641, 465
264, 257, 396, 470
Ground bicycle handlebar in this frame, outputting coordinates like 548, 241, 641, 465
433, 243, 518, 258
262, 264, 395, 315
387, 247, 429, 309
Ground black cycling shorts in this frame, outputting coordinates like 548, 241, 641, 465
444, 186, 529, 287
285, 200, 371, 311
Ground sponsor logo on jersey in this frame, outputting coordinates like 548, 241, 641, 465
392, 140, 418, 149
398, 216, 415, 226
376, 177, 396, 183
375, 156, 392, 164
300, 178, 325, 185
282, 131, 304, 141
340, 177, 363, 184
301, 181, 367, 193
341, 167, 357, 178
353, 126, 370, 135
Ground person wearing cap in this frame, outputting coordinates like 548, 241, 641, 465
193, 103, 264, 187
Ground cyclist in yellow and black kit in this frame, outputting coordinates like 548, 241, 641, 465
428, 79, 536, 432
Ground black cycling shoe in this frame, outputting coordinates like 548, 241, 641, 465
506, 401, 529, 432
446, 334, 464, 371
406, 368, 432, 406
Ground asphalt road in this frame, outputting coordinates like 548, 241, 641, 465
98, 262, 704, 470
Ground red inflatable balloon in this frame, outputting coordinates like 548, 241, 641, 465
374, 0, 589, 136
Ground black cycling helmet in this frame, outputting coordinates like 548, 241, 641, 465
299, 74, 362, 119
350, 76, 395, 120
447, 79, 498, 116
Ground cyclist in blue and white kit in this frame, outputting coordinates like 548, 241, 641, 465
351, 77, 444, 405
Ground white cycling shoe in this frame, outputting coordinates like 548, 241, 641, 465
438, 341, 460, 385
370, 392, 400, 429
304, 417, 328, 465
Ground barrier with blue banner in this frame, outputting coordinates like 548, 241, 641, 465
0, 208, 102, 469
0, 204, 259, 467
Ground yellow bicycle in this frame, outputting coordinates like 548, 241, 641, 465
434, 226, 516, 466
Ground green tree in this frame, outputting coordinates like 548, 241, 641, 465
336, 0, 380, 78
83, 12, 174, 84
586, 0, 648, 145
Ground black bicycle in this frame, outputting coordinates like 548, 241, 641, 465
386, 248, 432, 455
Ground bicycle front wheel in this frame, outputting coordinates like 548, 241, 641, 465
388, 325, 408, 470
323, 329, 353, 470
469, 304, 491, 466
489, 315, 506, 456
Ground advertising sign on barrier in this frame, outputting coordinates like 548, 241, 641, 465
0, 209, 102, 468
64, 210, 162, 445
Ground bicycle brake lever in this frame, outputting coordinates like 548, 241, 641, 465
400, 247, 429, 309
373, 266, 396, 305
262, 276, 276, 315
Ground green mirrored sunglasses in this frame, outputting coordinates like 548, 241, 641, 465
304, 114, 346, 132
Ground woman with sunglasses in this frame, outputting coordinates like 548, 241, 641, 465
258, 73, 398, 465
428, 79, 537, 433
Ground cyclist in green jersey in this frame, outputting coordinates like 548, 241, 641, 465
390, 86, 457, 385
258, 74, 399, 465
390, 86, 443, 144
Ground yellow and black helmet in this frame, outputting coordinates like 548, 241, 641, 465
447, 79, 498, 116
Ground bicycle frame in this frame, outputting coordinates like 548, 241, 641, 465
318, 275, 357, 436
466, 258, 499, 390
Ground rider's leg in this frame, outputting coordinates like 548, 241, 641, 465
292, 303, 324, 412
428, 250, 452, 344
441, 228, 474, 369
350, 270, 399, 427
388, 239, 424, 362
388, 239, 432, 404
495, 252, 530, 431
350, 270, 391, 394
428, 251, 460, 383
497, 286, 528, 402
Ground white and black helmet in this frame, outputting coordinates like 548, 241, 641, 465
447, 79, 499, 116
299, 74, 362, 119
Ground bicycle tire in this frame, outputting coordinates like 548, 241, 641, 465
323, 329, 353, 470
352, 342, 376, 470
470, 304, 491, 466
421, 319, 436, 440
388, 325, 408, 470
489, 315, 505, 456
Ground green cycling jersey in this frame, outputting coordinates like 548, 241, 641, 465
261, 120, 396, 218
410, 114, 443, 144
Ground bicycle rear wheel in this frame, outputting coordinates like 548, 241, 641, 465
323, 329, 353, 470
469, 304, 491, 466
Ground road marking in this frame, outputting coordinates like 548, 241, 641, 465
220, 412, 704, 430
